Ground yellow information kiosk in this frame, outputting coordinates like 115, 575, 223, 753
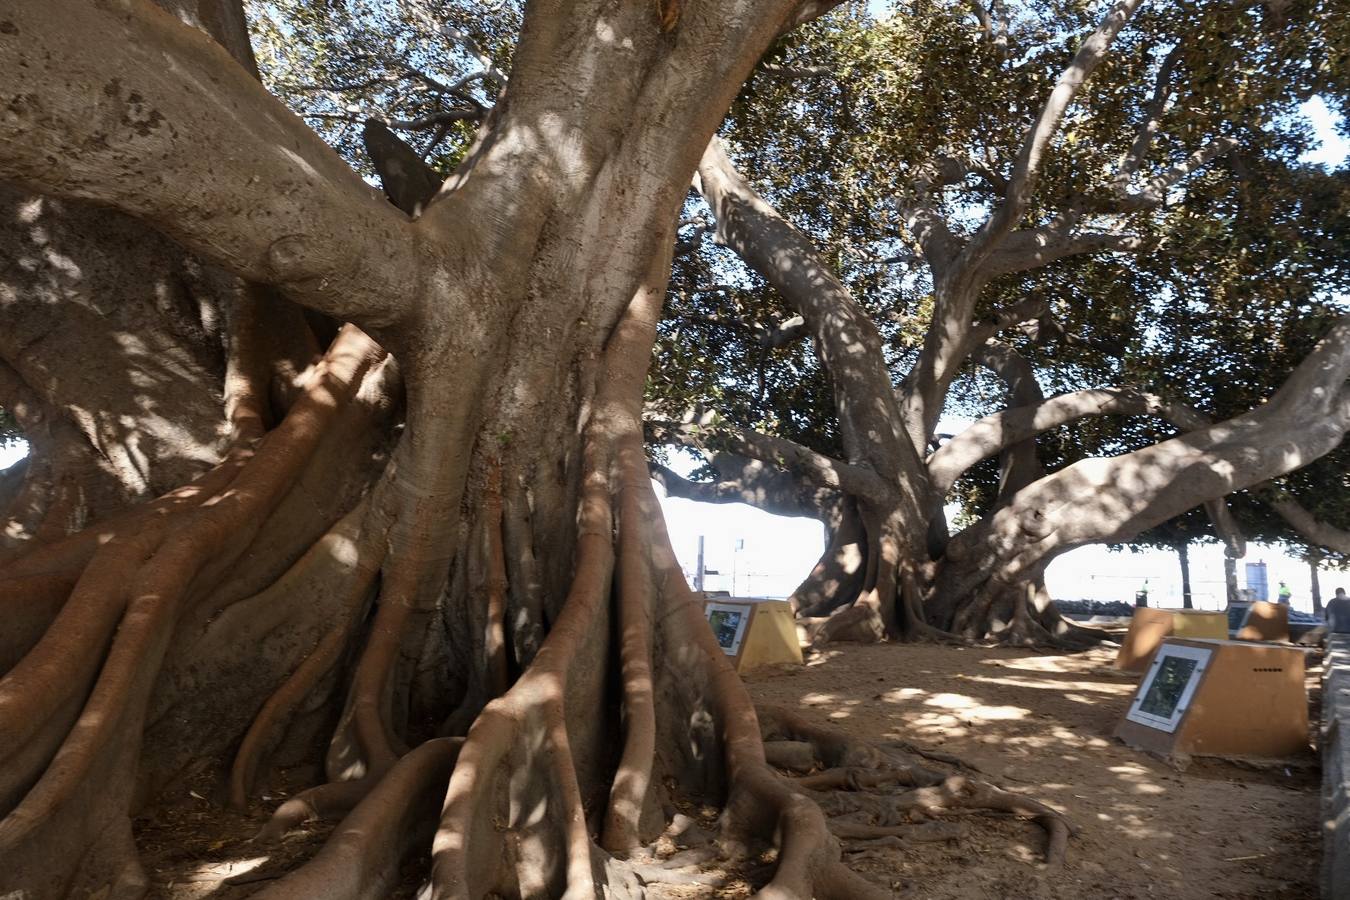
1114, 637, 1309, 759
703, 597, 803, 673
1114, 607, 1229, 673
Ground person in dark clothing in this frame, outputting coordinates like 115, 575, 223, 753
1328, 587, 1350, 634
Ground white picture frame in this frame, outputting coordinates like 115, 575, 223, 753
1126, 642, 1213, 733
705, 602, 751, 657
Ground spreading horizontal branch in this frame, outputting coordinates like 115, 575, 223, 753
928, 387, 1208, 496
0, 0, 421, 331
649, 458, 841, 520
647, 419, 887, 497
1264, 493, 1350, 557
950, 315, 1350, 585
983, 227, 1151, 278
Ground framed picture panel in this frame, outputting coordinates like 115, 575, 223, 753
1125, 642, 1213, 733
705, 602, 751, 657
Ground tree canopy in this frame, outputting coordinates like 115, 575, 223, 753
1, 1, 1349, 898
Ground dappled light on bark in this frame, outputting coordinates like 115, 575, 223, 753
0, 0, 1345, 896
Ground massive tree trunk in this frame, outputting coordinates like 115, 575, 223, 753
0, 2, 1080, 898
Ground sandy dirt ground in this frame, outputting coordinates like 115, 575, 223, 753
742, 642, 1321, 900
139, 643, 1321, 899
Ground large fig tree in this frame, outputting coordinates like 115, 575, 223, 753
650, 0, 1350, 644
2, 1, 1069, 898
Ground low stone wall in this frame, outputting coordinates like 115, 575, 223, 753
1324, 635, 1350, 898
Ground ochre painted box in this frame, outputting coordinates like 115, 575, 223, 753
1114, 608, 1229, 673
1236, 601, 1291, 643
702, 598, 803, 673
1114, 637, 1309, 760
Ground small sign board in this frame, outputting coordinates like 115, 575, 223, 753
1126, 642, 1212, 733
1234, 600, 1290, 642
705, 602, 751, 657
1114, 608, 1228, 672
1115, 637, 1310, 759
701, 597, 803, 673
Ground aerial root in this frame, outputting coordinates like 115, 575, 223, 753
255, 777, 376, 842
230, 624, 353, 809
229, 506, 383, 808
0, 329, 380, 852
252, 738, 462, 900
602, 432, 660, 854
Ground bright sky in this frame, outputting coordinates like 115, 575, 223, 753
1300, 96, 1350, 167
657, 485, 1338, 616
0, 443, 23, 470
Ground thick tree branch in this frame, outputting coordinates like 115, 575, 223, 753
760, 63, 834, 79
1114, 42, 1185, 193
647, 419, 886, 497
929, 387, 1210, 496
964, 296, 1052, 350
785, 1, 851, 31
0, 0, 420, 331
1265, 493, 1350, 557
896, 192, 964, 277
696, 139, 926, 500
1116, 137, 1240, 211
971, 341, 1046, 502
959, 0, 1144, 270
649, 456, 841, 521
949, 315, 1350, 586
983, 228, 1151, 278
763, 315, 810, 349
968, 0, 995, 40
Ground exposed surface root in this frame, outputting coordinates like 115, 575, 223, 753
756, 704, 1074, 868
0, 328, 383, 897
253, 738, 462, 900
833, 820, 965, 843
255, 778, 376, 843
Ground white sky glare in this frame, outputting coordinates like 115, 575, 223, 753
1300, 96, 1350, 168
656, 477, 1337, 616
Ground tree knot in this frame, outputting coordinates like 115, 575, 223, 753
266, 235, 327, 282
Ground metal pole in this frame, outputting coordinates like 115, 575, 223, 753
695, 535, 705, 592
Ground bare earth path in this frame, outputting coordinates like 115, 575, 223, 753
744, 643, 1320, 900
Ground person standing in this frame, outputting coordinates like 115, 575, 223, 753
1277, 581, 1292, 605
1328, 587, 1350, 634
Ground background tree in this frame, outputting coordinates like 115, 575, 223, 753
647, 0, 1350, 643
